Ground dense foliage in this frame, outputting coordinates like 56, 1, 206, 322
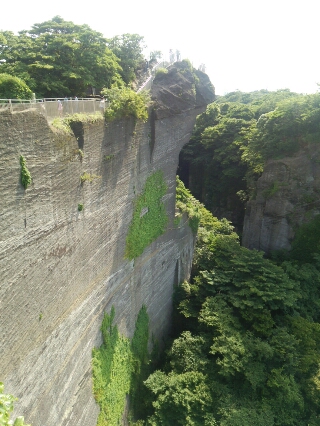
107, 34, 146, 84
142, 192, 320, 425
0, 17, 146, 97
179, 90, 320, 229
92, 307, 133, 426
175, 177, 202, 232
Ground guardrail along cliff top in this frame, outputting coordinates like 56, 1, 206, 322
0, 60, 172, 121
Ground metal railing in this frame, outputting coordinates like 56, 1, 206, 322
0, 60, 173, 121
0, 98, 104, 121
137, 60, 170, 93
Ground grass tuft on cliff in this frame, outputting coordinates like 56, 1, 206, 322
51, 112, 103, 133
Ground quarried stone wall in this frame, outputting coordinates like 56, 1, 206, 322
0, 108, 196, 425
0, 63, 215, 425
242, 146, 320, 253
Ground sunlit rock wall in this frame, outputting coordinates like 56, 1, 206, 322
0, 65, 214, 426
242, 146, 320, 253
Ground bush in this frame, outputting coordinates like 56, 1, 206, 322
101, 87, 150, 122
0, 73, 33, 99
155, 67, 168, 78
20, 155, 32, 189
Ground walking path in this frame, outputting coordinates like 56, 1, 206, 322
0, 60, 172, 120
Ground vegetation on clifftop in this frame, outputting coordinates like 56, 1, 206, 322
102, 87, 150, 122
0, 17, 147, 97
0, 73, 32, 99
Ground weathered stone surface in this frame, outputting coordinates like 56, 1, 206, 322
151, 62, 214, 120
242, 146, 320, 253
0, 70, 213, 425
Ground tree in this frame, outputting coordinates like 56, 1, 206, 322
0, 16, 123, 97
142, 198, 320, 425
179, 102, 254, 228
107, 34, 146, 84
145, 370, 213, 426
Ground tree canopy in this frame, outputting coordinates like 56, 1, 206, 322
179, 90, 320, 230
142, 184, 320, 425
107, 34, 146, 84
0, 17, 146, 97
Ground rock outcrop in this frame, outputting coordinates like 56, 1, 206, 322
152, 62, 214, 119
0, 66, 214, 425
242, 145, 320, 254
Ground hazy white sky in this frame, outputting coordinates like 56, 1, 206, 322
1, 0, 319, 95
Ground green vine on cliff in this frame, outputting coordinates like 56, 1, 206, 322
92, 306, 151, 426
20, 155, 32, 189
92, 307, 132, 426
0, 382, 31, 426
125, 171, 168, 259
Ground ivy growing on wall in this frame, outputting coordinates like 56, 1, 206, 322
20, 155, 32, 189
125, 171, 168, 259
0, 382, 31, 425
130, 305, 150, 419
92, 307, 132, 426
92, 306, 151, 426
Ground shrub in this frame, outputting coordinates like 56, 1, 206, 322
0, 73, 33, 99
80, 172, 101, 183
20, 155, 32, 189
101, 87, 150, 122
175, 176, 202, 233
155, 67, 168, 78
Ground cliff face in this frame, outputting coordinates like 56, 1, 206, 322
0, 66, 214, 425
242, 145, 320, 254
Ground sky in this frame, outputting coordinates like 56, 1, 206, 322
1, 0, 319, 95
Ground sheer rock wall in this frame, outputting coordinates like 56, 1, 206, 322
0, 65, 214, 425
242, 145, 320, 254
